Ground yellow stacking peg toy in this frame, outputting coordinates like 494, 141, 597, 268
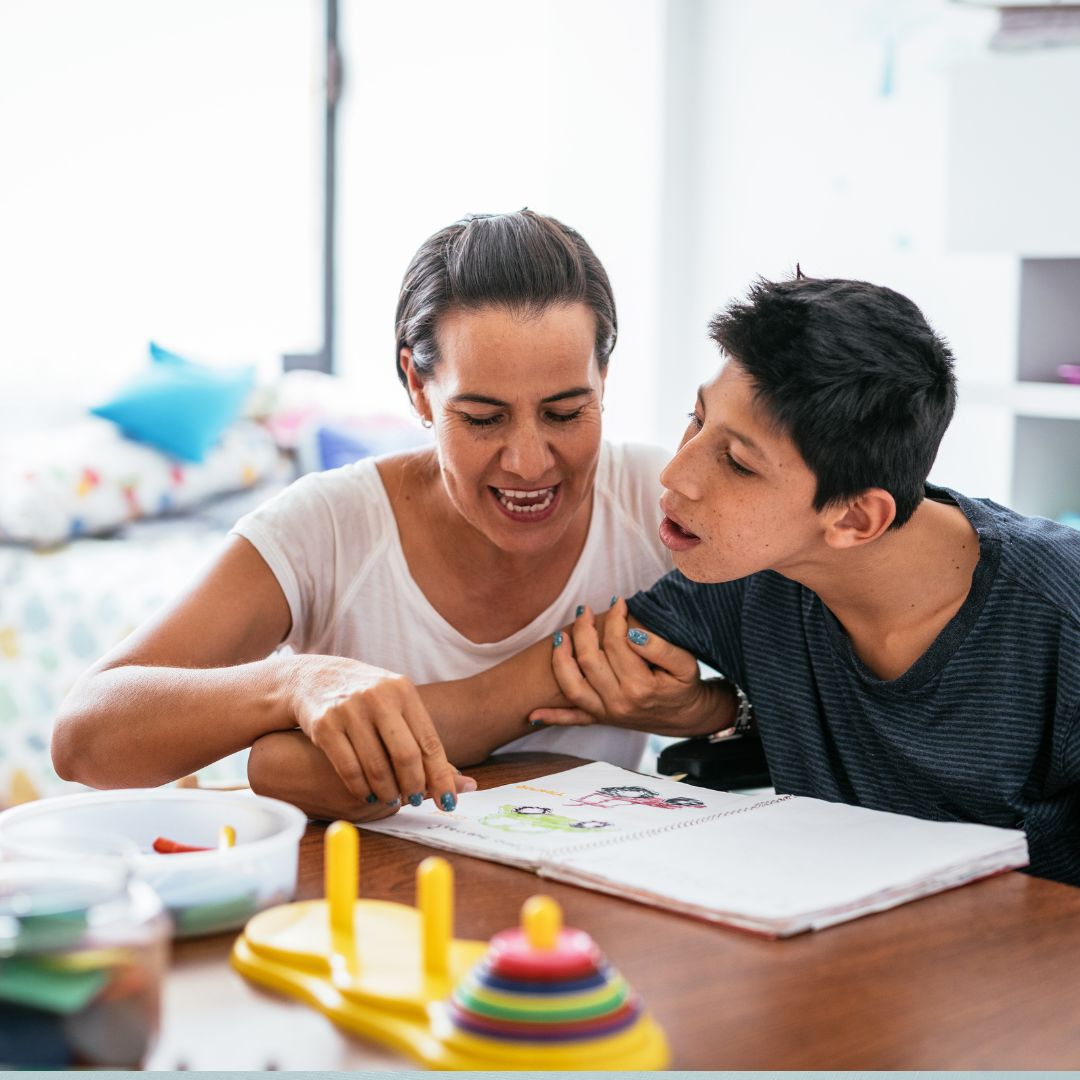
231, 821, 668, 1069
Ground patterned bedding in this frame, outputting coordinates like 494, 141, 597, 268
0, 496, 277, 801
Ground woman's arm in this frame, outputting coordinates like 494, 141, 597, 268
52, 536, 296, 787
419, 602, 733, 766
52, 536, 464, 809
246, 604, 729, 816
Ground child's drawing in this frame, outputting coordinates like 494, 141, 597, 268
568, 785, 705, 810
480, 804, 615, 834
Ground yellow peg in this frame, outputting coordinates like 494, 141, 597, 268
218, 824, 236, 850
417, 857, 453, 978
521, 894, 562, 951
326, 821, 359, 941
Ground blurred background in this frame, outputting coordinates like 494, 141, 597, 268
1, 0, 1078, 793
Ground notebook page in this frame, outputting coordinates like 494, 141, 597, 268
544, 793, 1029, 936
360, 761, 752, 868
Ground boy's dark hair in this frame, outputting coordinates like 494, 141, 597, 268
395, 209, 617, 389
709, 274, 957, 529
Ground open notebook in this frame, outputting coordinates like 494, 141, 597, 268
362, 762, 1029, 937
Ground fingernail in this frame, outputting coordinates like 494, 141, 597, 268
628, 628, 649, 646
386, 797, 400, 807
610, 595, 618, 607
575, 604, 584, 617
408, 793, 423, 807
440, 792, 457, 812
529, 719, 544, 728
552, 631, 563, 647
366, 794, 378, 804
459, 776, 478, 792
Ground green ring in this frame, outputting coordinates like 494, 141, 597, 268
452, 981, 627, 1022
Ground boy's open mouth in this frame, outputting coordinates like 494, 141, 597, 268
659, 514, 701, 550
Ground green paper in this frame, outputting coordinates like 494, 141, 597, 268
174, 891, 259, 936
0, 957, 109, 1015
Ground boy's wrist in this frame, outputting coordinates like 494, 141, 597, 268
696, 677, 752, 742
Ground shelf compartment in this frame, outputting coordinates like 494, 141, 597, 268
1018, 258, 1080, 383
1012, 415, 1080, 520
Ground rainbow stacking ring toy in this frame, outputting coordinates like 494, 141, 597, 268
434, 894, 669, 1067
231, 821, 669, 1069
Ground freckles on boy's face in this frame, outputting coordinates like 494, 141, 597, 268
658, 363, 826, 583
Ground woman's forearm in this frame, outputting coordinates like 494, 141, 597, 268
51, 656, 299, 789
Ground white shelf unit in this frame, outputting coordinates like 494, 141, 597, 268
943, 50, 1080, 521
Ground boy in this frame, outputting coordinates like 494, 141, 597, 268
535, 274, 1080, 886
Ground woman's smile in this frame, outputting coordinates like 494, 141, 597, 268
490, 483, 562, 522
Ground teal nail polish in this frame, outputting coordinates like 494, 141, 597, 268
440, 792, 457, 812
552, 631, 563, 647
575, 604, 585, 617
529, 719, 544, 728
408, 793, 423, 807
628, 628, 649, 646
610, 595, 618, 607
366, 794, 378, 804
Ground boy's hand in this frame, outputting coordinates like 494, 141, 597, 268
527, 599, 732, 736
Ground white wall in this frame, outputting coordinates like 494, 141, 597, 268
335, 0, 667, 447
0, 0, 1061, 505
656, 0, 1018, 475
0, 0, 322, 411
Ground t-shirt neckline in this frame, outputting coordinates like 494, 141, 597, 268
817, 484, 1001, 692
367, 447, 608, 651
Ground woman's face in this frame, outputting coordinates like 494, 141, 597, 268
409, 302, 606, 557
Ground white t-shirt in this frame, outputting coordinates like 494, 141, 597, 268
231, 442, 673, 769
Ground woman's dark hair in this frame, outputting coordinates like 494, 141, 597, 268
394, 209, 617, 391
709, 274, 957, 529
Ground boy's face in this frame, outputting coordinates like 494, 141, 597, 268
658, 360, 832, 583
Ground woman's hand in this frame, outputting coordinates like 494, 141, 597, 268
527, 599, 734, 737
286, 654, 472, 811
248, 729, 476, 822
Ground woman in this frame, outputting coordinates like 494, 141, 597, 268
52, 210, 672, 820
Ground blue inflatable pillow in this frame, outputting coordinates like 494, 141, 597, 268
91, 342, 254, 463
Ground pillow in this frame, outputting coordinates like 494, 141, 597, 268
0, 418, 282, 547
91, 343, 254, 462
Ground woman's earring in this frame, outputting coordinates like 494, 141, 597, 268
421, 417, 433, 429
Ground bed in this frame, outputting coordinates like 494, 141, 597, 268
0, 417, 290, 803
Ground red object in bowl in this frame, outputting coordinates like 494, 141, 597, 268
152, 836, 211, 854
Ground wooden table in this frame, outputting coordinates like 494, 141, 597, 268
148, 752, 1080, 1070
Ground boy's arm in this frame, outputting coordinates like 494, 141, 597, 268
248, 729, 477, 820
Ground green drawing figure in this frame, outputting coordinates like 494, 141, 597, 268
480, 804, 615, 834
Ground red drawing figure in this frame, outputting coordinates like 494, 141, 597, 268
567, 785, 705, 810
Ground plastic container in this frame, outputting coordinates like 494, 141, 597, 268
0, 790, 307, 938
0, 861, 169, 1068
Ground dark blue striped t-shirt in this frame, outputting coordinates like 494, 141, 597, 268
628, 485, 1080, 886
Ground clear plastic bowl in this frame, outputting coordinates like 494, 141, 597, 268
0, 860, 169, 1067
0, 790, 306, 938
